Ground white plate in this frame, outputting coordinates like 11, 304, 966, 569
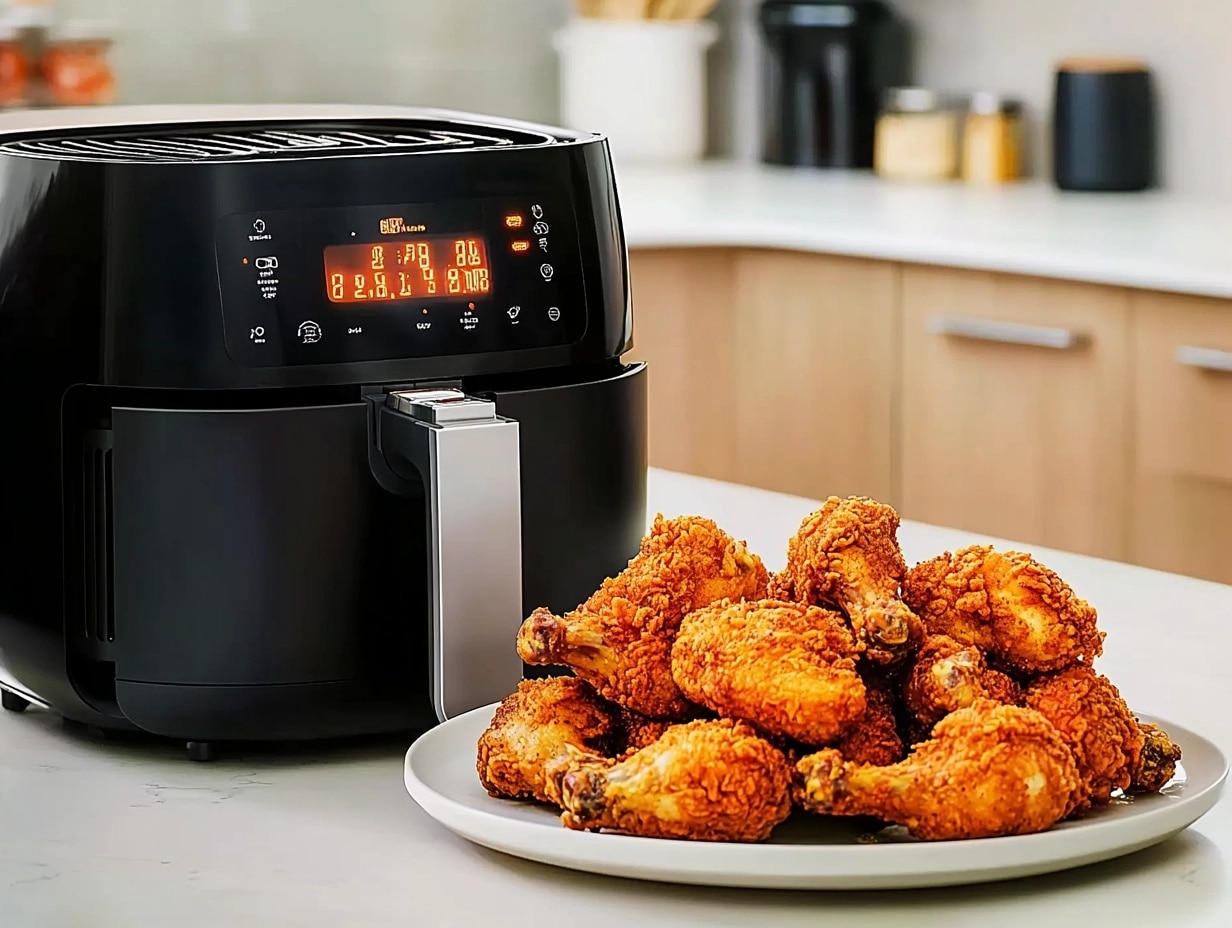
403, 703, 1228, 890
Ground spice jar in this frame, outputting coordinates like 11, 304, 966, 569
961, 92, 1023, 184
42, 21, 117, 106
0, 26, 29, 107
873, 88, 962, 182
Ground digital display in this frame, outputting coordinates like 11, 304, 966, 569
323, 236, 492, 304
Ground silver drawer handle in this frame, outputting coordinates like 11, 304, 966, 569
1175, 345, 1232, 373
927, 315, 1083, 350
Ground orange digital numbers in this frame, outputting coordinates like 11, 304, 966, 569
504, 214, 524, 229
323, 235, 492, 303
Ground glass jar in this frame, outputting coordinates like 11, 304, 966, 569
42, 21, 117, 106
961, 92, 1023, 184
873, 88, 962, 182
0, 27, 29, 107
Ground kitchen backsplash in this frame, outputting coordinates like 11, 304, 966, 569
50, 0, 1230, 197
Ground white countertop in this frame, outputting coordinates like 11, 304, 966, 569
3, 469, 1231, 927
616, 161, 1232, 300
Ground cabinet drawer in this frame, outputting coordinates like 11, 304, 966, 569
899, 266, 1132, 560
1130, 291, 1232, 583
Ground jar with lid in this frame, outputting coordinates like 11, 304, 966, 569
873, 87, 962, 181
961, 92, 1023, 184
42, 20, 117, 106
0, 25, 29, 107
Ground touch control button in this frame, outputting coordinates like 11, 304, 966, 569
547, 307, 561, 322
298, 320, 322, 344
540, 263, 554, 281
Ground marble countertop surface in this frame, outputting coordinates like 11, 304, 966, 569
616, 161, 1232, 300
3, 469, 1230, 927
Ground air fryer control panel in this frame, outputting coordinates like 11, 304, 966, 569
216, 194, 587, 367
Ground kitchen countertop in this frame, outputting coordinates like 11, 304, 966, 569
615, 161, 1232, 300
3, 468, 1230, 927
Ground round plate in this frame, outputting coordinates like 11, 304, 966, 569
403, 704, 1228, 890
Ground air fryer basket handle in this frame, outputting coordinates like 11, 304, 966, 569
373, 389, 524, 722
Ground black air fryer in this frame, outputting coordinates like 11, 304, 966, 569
0, 104, 647, 760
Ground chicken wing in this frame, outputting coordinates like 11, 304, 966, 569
671, 598, 867, 746
516, 514, 769, 719
770, 496, 923, 666
794, 699, 1081, 840
1024, 664, 1143, 815
1130, 722, 1183, 794
476, 676, 619, 804
548, 718, 793, 842
904, 634, 1023, 730
901, 545, 1105, 675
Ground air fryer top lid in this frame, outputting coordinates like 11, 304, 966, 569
0, 103, 597, 165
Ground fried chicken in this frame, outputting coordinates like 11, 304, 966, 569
548, 718, 793, 842
831, 685, 905, 766
516, 514, 769, 719
671, 598, 867, 746
476, 676, 619, 803
617, 705, 710, 754
794, 700, 1081, 840
904, 634, 1023, 731
902, 545, 1105, 675
770, 496, 923, 666
1130, 722, 1183, 794
1024, 664, 1143, 816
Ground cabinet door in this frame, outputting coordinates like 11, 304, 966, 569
1130, 291, 1232, 584
626, 248, 739, 482
732, 251, 898, 503
900, 266, 1131, 560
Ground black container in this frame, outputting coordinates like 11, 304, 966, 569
759, 0, 911, 169
1053, 59, 1157, 191
0, 105, 648, 759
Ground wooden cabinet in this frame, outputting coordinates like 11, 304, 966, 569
1130, 291, 1232, 584
626, 248, 740, 483
899, 266, 1132, 560
731, 251, 898, 503
627, 248, 898, 502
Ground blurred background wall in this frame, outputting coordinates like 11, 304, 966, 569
53, 0, 1232, 196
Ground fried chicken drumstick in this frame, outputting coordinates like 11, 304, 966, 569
476, 677, 618, 804
547, 718, 793, 842
902, 545, 1105, 675
1131, 722, 1183, 794
516, 514, 769, 719
795, 700, 1080, 840
904, 633, 1022, 732
671, 598, 867, 746
770, 496, 923, 666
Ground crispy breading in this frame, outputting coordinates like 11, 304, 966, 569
1130, 722, 1183, 794
549, 718, 793, 842
515, 514, 769, 719
476, 676, 619, 803
1024, 664, 1144, 815
795, 700, 1081, 840
905, 633, 1024, 729
671, 598, 867, 746
902, 545, 1105, 675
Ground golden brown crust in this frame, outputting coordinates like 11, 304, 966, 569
904, 634, 1024, 728
1024, 664, 1143, 815
902, 545, 1105, 675
515, 514, 769, 718
553, 718, 794, 842
831, 685, 905, 767
671, 598, 868, 746
1130, 722, 1183, 793
771, 496, 923, 666
794, 700, 1081, 840
476, 676, 619, 803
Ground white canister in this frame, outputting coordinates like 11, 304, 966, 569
553, 16, 720, 164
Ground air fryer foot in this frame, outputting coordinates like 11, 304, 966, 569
1, 688, 30, 712
186, 741, 216, 762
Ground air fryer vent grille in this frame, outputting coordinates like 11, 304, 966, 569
0, 122, 558, 163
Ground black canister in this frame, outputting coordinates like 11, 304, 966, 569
1052, 58, 1156, 191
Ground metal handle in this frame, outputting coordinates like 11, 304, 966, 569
383, 388, 524, 722
1176, 345, 1232, 373
927, 314, 1084, 350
